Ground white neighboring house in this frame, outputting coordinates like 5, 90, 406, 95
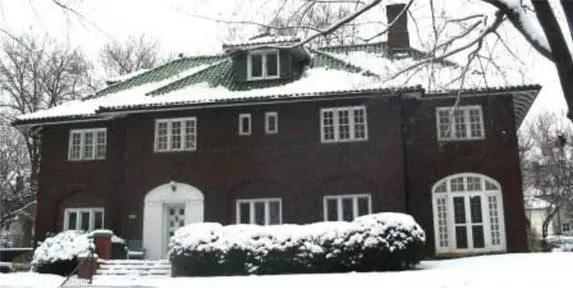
525, 197, 554, 238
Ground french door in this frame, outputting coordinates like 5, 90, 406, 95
164, 204, 186, 253
452, 195, 486, 250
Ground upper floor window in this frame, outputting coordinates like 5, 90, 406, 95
68, 128, 107, 161
247, 50, 279, 80
323, 194, 371, 221
236, 198, 282, 225
320, 106, 368, 143
265, 112, 278, 134
155, 117, 197, 152
562, 222, 571, 233
239, 113, 252, 136
64, 207, 104, 231
436, 105, 484, 141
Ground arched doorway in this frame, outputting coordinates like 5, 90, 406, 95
432, 173, 506, 255
143, 181, 204, 259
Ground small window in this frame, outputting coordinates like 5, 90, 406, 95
239, 113, 251, 136
154, 117, 197, 152
323, 194, 371, 221
436, 106, 484, 141
265, 112, 278, 134
247, 50, 280, 80
236, 198, 282, 225
320, 106, 368, 143
562, 222, 571, 233
68, 128, 107, 161
64, 208, 104, 231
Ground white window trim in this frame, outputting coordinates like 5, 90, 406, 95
265, 111, 278, 134
154, 117, 197, 152
436, 105, 485, 142
239, 113, 252, 136
431, 173, 506, 255
247, 49, 280, 81
68, 128, 107, 161
236, 198, 282, 225
323, 194, 372, 221
320, 106, 368, 144
63, 207, 104, 231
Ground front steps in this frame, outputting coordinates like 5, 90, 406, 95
94, 259, 171, 278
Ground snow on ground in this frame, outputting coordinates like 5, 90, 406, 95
2, 253, 565, 288
0, 272, 64, 288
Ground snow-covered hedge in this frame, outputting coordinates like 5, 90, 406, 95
545, 235, 573, 252
169, 213, 426, 276
32, 230, 94, 275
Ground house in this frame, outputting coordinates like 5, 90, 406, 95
13, 4, 540, 259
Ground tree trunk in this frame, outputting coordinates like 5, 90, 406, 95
532, 1, 573, 122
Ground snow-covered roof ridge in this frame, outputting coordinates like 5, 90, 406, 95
223, 35, 300, 48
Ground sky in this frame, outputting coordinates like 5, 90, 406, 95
0, 0, 569, 125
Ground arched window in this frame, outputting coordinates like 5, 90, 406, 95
432, 173, 506, 254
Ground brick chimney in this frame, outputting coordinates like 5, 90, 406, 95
386, 3, 410, 49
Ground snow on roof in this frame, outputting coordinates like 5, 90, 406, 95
326, 51, 528, 91
223, 35, 300, 48
105, 69, 150, 84
16, 64, 213, 121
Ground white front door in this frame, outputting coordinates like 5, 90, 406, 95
164, 204, 186, 254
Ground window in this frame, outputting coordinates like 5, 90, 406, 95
432, 173, 506, 254
265, 112, 278, 134
154, 117, 197, 152
64, 208, 104, 231
562, 222, 571, 233
320, 106, 368, 143
323, 194, 371, 221
247, 50, 280, 80
239, 113, 251, 136
68, 128, 107, 161
236, 198, 282, 225
436, 106, 484, 141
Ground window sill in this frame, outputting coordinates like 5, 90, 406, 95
67, 158, 106, 162
437, 137, 486, 142
246, 75, 280, 81
321, 138, 368, 144
154, 149, 197, 153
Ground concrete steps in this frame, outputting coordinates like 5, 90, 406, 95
94, 259, 171, 277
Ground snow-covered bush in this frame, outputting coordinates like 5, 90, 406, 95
545, 235, 573, 252
31, 230, 94, 276
169, 213, 425, 276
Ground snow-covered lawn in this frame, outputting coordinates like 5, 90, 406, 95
1, 253, 570, 287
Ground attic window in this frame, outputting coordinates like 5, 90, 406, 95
247, 50, 279, 80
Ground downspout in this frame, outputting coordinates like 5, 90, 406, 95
399, 92, 411, 214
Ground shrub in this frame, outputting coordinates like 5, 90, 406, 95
31, 230, 94, 276
170, 213, 425, 276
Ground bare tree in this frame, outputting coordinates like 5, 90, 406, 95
99, 35, 162, 78
0, 33, 93, 245
521, 112, 573, 243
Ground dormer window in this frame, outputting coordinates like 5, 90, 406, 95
247, 50, 279, 80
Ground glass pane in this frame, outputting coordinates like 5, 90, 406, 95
472, 225, 485, 248
450, 177, 465, 192
434, 182, 447, 193
338, 110, 350, 140
239, 203, 250, 224
80, 212, 90, 231
466, 177, 482, 191
184, 120, 196, 149
485, 180, 499, 191
94, 211, 103, 229
95, 131, 106, 158
353, 109, 366, 139
469, 109, 483, 138
70, 133, 82, 159
266, 53, 278, 76
437, 110, 451, 139
267, 115, 277, 132
254, 202, 265, 225
250, 54, 263, 77
454, 110, 467, 138
83, 132, 94, 159
342, 198, 354, 221
171, 121, 181, 149
455, 226, 468, 249
470, 196, 483, 223
269, 201, 280, 224
67, 212, 77, 230
241, 116, 250, 134
156, 122, 168, 151
453, 197, 466, 224
357, 197, 369, 216
326, 198, 338, 221
323, 111, 335, 141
